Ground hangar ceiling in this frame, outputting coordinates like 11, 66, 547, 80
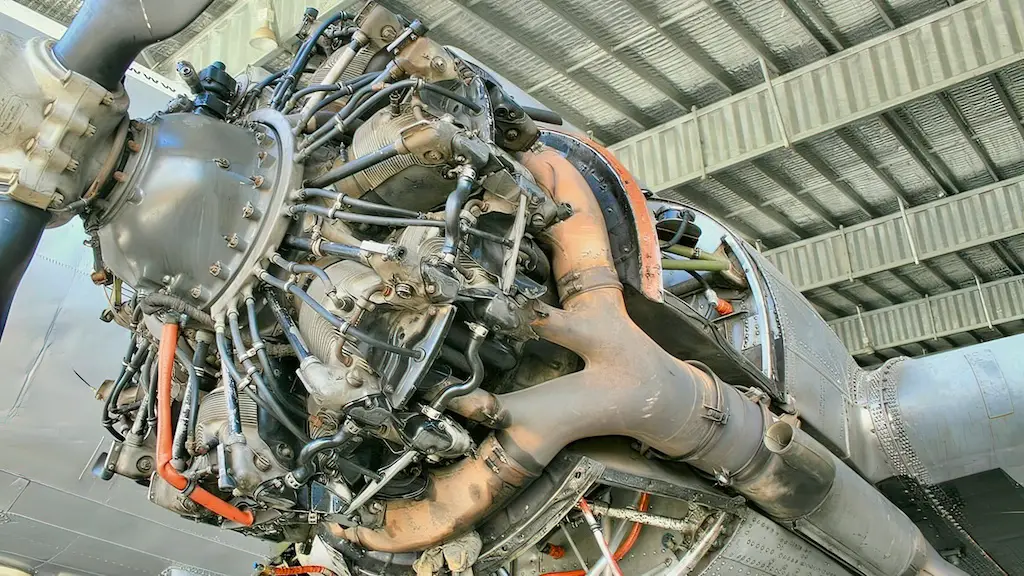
16, 0, 1024, 365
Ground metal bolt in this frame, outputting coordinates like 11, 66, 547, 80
506, 128, 519, 140
90, 269, 108, 285
254, 132, 266, 145
368, 501, 383, 513
190, 286, 202, 299
224, 233, 240, 249
129, 119, 143, 131
380, 25, 396, 41
161, 275, 172, 284
431, 56, 447, 73
277, 444, 293, 459
214, 157, 230, 169
127, 140, 141, 153
209, 262, 222, 277
395, 283, 413, 299
136, 456, 153, 473
100, 93, 114, 106
84, 123, 97, 137
254, 454, 272, 472
50, 192, 64, 207
454, 154, 467, 164
241, 202, 255, 218
112, 170, 127, 182
250, 174, 265, 188
424, 150, 442, 162
257, 150, 267, 166
65, 158, 79, 173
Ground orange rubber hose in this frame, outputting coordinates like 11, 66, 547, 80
156, 321, 255, 526
541, 492, 650, 576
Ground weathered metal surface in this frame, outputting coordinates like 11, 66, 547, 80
747, 246, 856, 457
892, 335, 1024, 485
694, 512, 852, 576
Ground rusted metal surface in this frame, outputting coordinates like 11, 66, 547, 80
332, 435, 533, 552
330, 148, 764, 552
542, 130, 664, 302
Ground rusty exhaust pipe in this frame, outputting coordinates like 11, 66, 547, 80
333, 149, 966, 576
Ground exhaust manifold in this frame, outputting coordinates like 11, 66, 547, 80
333, 148, 964, 576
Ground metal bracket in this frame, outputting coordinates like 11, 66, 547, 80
691, 106, 707, 180
701, 404, 729, 424
759, 57, 790, 148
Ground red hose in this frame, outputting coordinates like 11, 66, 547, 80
156, 321, 254, 526
541, 492, 650, 576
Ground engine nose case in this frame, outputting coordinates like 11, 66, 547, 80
96, 110, 300, 312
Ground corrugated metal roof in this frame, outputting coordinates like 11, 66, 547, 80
17, 0, 1024, 361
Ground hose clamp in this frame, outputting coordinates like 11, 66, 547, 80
310, 236, 325, 258
337, 319, 351, 336
180, 477, 198, 497
284, 472, 302, 489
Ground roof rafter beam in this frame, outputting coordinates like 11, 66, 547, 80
877, 113, 961, 196
530, 0, 693, 111
990, 73, 1024, 143
710, 173, 808, 239
447, 0, 652, 130
609, 0, 1024, 194
780, 0, 845, 53
702, 0, 784, 74
867, 0, 898, 29
750, 159, 839, 228
793, 146, 879, 218
793, 0, 964, 204
829, 274, 1024, 355
937, 92, 1000, 181
619, 0, 738, 93
834, 129, 911, 205
764, 177, 1024, 292
992, 241, 1024, 275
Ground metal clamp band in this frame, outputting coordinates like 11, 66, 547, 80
180, 477, 198, 497
556, 266, 622, 301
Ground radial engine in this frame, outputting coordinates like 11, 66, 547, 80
0, 2, 983, 575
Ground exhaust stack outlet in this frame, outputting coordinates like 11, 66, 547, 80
742, 422, 943, 576
332, 148, 967, 576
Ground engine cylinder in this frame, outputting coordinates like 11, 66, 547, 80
339, 107, 449, 210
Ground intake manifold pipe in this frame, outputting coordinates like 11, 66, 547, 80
332, 149, 966, 576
